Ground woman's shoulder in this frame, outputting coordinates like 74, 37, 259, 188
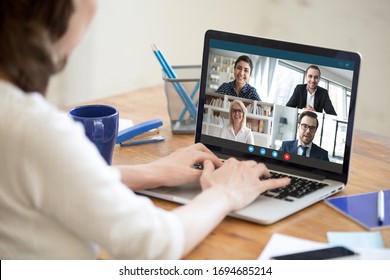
242, 84, 260, 100
0, 81, 91, 160
0, 81, 58, 133
247, 83, 257, 91
217, 81, 234, 92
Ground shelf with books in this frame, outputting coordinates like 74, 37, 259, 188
202, 93, 274, 147
207, 54, 235, 92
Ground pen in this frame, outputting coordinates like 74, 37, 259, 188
378, 190, 385, 225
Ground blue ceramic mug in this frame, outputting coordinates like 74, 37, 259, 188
69, 104, 119, 165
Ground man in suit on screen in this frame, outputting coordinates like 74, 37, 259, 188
286, 65, 337, 116
280, 110, 329, 161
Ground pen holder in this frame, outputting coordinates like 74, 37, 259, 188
162, 65, 201, 134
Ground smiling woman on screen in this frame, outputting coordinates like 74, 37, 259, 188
220, 99, 255, 145
216, 55, 261, 101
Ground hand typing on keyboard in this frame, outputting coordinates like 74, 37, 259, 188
199, 158, 291, 212
262, 171, 328, 201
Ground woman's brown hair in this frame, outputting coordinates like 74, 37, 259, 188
0, 0, 74, 94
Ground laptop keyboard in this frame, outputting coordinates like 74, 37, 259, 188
193, 164, 329, 202
262, 171, 328, 202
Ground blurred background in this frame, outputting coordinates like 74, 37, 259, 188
47, 0, 390, 137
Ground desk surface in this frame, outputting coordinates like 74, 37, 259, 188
79, 85, 390, 259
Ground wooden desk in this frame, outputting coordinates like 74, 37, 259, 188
79, 85, 390, 259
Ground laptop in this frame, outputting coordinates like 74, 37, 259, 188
139, 30, 361, 224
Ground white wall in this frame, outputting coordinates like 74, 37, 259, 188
47, 0, 390, 137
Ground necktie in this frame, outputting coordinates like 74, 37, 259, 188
300, 146, 308, 157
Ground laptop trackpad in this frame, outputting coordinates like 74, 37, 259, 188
137, 183, 201, 203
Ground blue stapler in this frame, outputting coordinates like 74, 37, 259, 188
116, 119, 165, 147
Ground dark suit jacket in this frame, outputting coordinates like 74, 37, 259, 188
279, 140, 329, 161
286, 84, 337, 115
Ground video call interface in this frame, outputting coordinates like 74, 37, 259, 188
199, 39, 357, 174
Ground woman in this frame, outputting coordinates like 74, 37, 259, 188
216, 55, 261, 101
0, 0, 289, 259
220, 100, 254, 144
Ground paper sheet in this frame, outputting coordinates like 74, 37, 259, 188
118, 119, 134, 132
258, 233, 390, 260
258, 233, 329, 260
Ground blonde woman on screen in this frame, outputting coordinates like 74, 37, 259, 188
220, 100, 254, 144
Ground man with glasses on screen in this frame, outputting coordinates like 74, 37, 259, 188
286, 65, 337, 116
279, 111, 329, 161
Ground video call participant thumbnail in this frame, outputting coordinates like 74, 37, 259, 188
286, 65, 337, 116
220, 99, 255, 145
279, 110, 329, 161
216, 55, 261, 101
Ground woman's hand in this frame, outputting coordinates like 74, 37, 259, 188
118, 143, 223, 190
174, 157, 290, 257
149, 143, 223, 187
200, 158, 290, 212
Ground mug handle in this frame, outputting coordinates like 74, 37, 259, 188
92, 119, 104, 141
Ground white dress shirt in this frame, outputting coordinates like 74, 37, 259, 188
220, 124, 255, 144
297, 141, 313, 157
306, 89, 316, 108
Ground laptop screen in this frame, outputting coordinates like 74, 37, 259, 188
195, 30, 361, 184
